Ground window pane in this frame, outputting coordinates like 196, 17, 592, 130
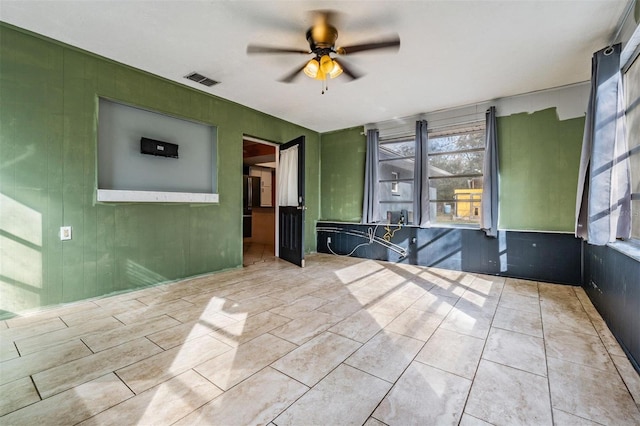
428, 129, 485, 153
379, 140, 415, 158
430, 201, 481, 225
429, 177, 483, 202
379, 159, 415, 179
429, 151, 485, 176
380, 180, 413, 203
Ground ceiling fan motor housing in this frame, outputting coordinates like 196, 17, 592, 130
306, 25, 338, 51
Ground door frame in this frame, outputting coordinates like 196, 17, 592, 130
242, 135, 280, 257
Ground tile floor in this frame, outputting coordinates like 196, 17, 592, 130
243, 242, 276, 267
1, 254, 639, 425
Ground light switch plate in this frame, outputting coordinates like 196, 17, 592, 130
60, 226, 72, 241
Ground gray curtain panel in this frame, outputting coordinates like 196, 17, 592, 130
575, 44, 631, 245
414, 120, 430, 227
362, 129, 381, 223
481, 106, 499, 237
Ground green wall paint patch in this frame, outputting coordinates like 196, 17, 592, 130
320, 127, 366, 222
497, 108, 584, 232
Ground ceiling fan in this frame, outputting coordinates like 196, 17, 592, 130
247, 11, 400, 92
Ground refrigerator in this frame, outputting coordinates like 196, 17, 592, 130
243, 175, 261, 238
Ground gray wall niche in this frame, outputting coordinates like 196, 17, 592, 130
98, 98, 217, 194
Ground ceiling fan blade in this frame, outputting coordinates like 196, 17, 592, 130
333, 59, 361, 81
279, 62, 308, 83
337, 35, 400, 55
247, 45, 310, 55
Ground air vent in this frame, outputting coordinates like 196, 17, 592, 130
184, 72, 219, 87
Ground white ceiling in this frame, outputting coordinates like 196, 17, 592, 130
0, 1, 628, 133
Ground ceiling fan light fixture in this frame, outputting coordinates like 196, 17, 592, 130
319, 55, 334, 74
329, 61, 343, 79
303, 58, 320, 78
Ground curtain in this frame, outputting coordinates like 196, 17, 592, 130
414, 120, 430, 227
362, 129, 380, 223
575, 44, 631, 245
278, 145, 298, 206
481, 106, 499, 237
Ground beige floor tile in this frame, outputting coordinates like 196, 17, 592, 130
439, 304, 494, 339
544, 328, 615, 373
270, 310, 341, 345
552, 409, 604, 425
459, 413, 494, 425
384, 307, 445, 342
79, 370, 222, 426
208, 311, 291, 347
15, 316, 123, 355
146, 319, 228, 350
492, 305, 543, 337
0, 317, 67, 342
5, 302, 98, 328
32, 337, 163, 399
309, 283, 353, 301
195, 333, 296, 390
115, 299, 194, 325
82, 314, 181, 352
547, 356, 640, 425
0, 343, 19, 362
498, 291, 541, 314
0, 376, 40, 416
269, 295, 329, 319
345, 330, 424, 383
374, 361, 471, 425
540, 302, 598, 336
459, 291, 500, 314
60, 299, 147, 326
470, 274, 505, 299
116, 334, 231, 394
167, 298, 239, 325
272, 331, 361, 386
2, 373, 133, 425
214, 296, 286, 321
0, 339, 92, 385
503, 278, 539, 297
174, 367, 308, 426
329, 308, 397, 343
276, 364, 391, 426
415, 327, 484, 379
483, 327, 546, 376
611, 354, 640, 406
409, 291, 458, 315
316, 296, 365, 318
465, 359, 552, 425
593, 320, 627, 357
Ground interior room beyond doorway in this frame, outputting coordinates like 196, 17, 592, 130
243, 138, 277, 266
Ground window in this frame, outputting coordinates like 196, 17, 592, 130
428, 123, 486, 225
624, 53, 640, 240
376, 122, 486, 226
378, 136, 415, 223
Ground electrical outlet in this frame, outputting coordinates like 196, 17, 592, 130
327, 236, 332, 244
60, 226, 72, 241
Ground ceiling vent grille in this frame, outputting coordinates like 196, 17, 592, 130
184, 72, 219, 87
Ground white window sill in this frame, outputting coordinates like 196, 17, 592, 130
607, 240, 640, 263
97, 189, 219, 203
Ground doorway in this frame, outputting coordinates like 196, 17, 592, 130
242, 137, 277, 266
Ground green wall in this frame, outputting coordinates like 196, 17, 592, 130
320, 127, 366, 222
0, 24, 320, 316
498, 108, 584, 232
320, 108, 585, 233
